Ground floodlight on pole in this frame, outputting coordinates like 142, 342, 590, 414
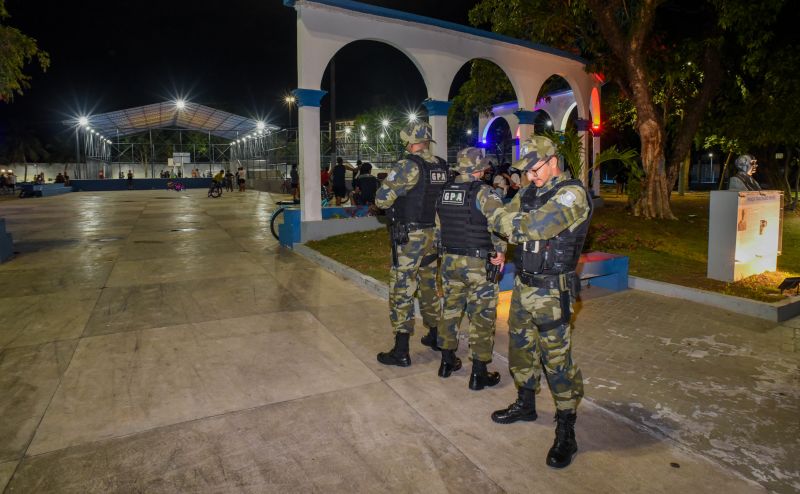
408, 112, 418, 123
176, 99, 186, 110
78, 116, 89, 127
257, 121, 265, 131
381, 119, 390, 128
360, 125, 366, 131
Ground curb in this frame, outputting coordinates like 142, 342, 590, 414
629, 276, 800, 323
293, 244, 389, 300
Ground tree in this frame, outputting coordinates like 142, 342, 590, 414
0, 0, 49, 103
698, 7, 800, 206
1, 124, 48, 181
467, 0, 785, 218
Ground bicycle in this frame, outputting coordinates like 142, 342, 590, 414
208, 182, 223, 198
269, 187, 331, 240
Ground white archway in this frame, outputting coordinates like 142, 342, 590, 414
287, 0, 598, 229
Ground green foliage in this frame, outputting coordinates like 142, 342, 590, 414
0, 0, 50, 103
544, 128, 638, 182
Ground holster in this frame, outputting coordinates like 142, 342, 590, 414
517, 271, 579, 332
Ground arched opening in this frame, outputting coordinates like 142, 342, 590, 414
318, 40, 428, 172
535, 75, 578, 132
447, 58, 518, 162
532, 110, 553, 135
482, 116, 514, 167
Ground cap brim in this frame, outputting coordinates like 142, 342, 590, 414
512, 151, 539, 171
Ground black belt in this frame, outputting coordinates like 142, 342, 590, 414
517, 271, 563, 290
440, 246, 493, 259
403, 222, 435, 231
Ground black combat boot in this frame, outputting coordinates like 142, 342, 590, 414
491, 387, 537, 423
468, 360, 501, 390
437, 349, 462, 378
546, 410, 578, 469
420, 326, 441, 351
377, 333, 411, 367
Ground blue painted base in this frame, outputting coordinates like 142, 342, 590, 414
278, 206, 375, 247
71, 178, 212, 191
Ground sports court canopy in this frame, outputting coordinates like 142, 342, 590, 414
67, 101, 279, 140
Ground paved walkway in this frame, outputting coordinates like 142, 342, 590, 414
0, 190, 793, 493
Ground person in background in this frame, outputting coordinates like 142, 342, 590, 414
237, 166, 246, 192
354, 162, 379, 205
225, 170, 235, 192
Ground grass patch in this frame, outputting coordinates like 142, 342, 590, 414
306, 190, 800, 302
306, 229, 393, 284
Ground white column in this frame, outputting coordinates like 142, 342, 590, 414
579, 131, 590, 186
292, 88, 327, 223
430, 115, 447, 157
592, 135, 601, 196
422, 99, 451, 159
298, 106, 321, 221
517, 124, 534, 142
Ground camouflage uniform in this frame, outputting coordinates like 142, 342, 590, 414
436, 151, 506, 364
492, 173, 589, 411
375, 145, 442, 336
489, 136, 591, 469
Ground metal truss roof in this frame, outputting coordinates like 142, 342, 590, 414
68, 102, 278, 140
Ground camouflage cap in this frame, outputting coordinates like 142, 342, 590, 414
400, 121, 436, 145
512, 135, 558, 171
456, 147, 489, 175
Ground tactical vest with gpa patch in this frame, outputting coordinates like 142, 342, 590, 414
514, 179, 593, 275
437, 181, 495, 250
390, 154, 449, 226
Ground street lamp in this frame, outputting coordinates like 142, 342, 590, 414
284, 96, 296, 129
708, 152, 714, 183
408, 112, 418, 123
78, 116, 88, 127
176, 99, 186, 110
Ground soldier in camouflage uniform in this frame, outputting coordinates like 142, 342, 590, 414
435, 147, 506, 389
375, 122, 449, 367
489, 136, 592, 469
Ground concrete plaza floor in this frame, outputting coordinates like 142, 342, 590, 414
0, 189, 795, 493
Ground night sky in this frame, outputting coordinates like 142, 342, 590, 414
0, 0, 481, 148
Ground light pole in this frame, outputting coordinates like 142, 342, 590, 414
708, 152, 714, 183
285, 96, 296, 130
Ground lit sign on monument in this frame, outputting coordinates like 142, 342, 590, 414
707, 190, 783, 283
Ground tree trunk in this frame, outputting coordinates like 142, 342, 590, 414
717, 151, 733, 190
678, 155, 690, 195
634, 119, 675, 218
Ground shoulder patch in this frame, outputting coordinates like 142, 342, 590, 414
488, 190, 503, 202
556, 189, 577, 207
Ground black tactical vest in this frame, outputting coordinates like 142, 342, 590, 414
514, 179, 592, 275
437, 181, 495, 250
390, 154, 449, 226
